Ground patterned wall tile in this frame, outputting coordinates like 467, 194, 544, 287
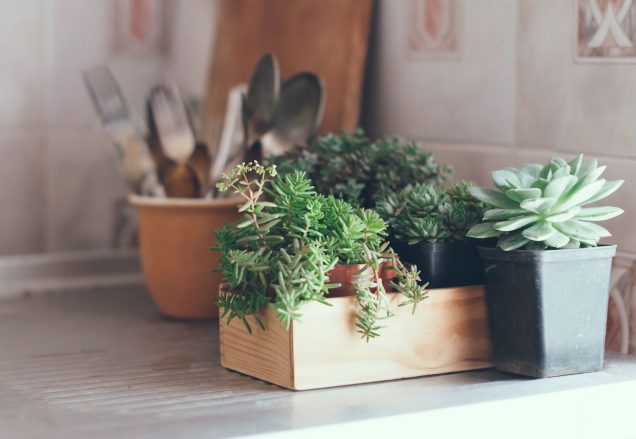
577, 0, 636, 61
407, 0, 459, 58
368, 0, 517, 145
517, 0, 636, 158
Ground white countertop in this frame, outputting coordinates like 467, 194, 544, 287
1, 285, 635, 438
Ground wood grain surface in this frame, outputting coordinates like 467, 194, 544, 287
220, 286, 493, 390
201, 0, 374, 157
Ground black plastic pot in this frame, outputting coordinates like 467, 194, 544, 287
478, 245, 616, 378
392, 240, 484, 288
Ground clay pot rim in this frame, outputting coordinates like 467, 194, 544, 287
129, 194, 243, 210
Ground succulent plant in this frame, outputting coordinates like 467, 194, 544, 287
214, 161, 428, 340
269, 129, 452, 207
377, 182, 484, 245
466, 155, 624, 251
242, 53, 325, 159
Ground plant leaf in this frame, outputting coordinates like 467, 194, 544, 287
558, 179, 605, 211
505, 188, 542, 203
544, 175, 575, 199
543, 228, 571, 248
522, 221, 556, 241
494, 215, 540, 232
545, 207, 580, 223
553, 220, 611, 241
492, 169, 522, 191
466, 222, 503, 238
582, 180, 624, 206
468, 187, 518, 208
520, 197, 557, 214
575, 206, 624, 221
483, 208, 528, 220
568, 155, 583, 175
498, 232, 529, 251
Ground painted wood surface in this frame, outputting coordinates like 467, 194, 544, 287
220, 285, 493, 390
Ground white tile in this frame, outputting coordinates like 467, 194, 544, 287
45, 133, 128, 252
517, 0, 636, 158
0, 137, 46, 255
44, 0, 166, 130
368, 0, 517, 145
0, 0, 45, 128
421, 141, 516, 187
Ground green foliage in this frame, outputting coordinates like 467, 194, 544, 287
466, 155, 624, 251
269, 129, 452, 208
377, 182, 485, 245
214, 161, 428, 340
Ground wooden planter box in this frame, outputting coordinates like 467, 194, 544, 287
219, 285, 492, 390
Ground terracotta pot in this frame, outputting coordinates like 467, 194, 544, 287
327, 262, 395, 297
129, 195, 242, 319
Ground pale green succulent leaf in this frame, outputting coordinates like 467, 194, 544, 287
483, 208, 528, 220
522, 221, 556, 242
561, 239, 581, 249
558, 179, 605, 211
520, 197, 557, 214
551, 157, 568, 167
466, 222, 503, 239
575, 206, 624, 221
498, 232, 529, 251
553, 220, 610, 241
545, 207, 581, 223
543, 229, 571, 248
494, 215, 540, 232
468, 187, 518, 208
544, 175, 575, 199
492, 169, 522, 191
505, 188, 542, 203
520, 163, 544, 179
552, 164, 571, 179
576, 158, 598, 178
578, 165, 606, 186
568, 155, 583, 176
583, 180, 623, 206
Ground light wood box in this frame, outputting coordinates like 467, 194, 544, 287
219, 285, 492, 390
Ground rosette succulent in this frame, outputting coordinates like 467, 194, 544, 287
377, 181, 484, 245
466, 155, 624, 251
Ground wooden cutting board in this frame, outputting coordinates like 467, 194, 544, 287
201, 0, 374, 155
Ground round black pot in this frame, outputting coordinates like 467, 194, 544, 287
391, 240, 484, 288
478, 244, 616, 378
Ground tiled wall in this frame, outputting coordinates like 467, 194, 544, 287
1, 0, 215, 255
368, 0, 636, 258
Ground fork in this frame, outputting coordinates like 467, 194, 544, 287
149, 85, 196, 164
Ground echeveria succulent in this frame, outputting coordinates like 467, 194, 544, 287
377, 182, 484, 244
466, 155, 624, 251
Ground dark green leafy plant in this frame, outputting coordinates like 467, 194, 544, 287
269, 129, 452, 207
467, 155, 624, 251
377, 182, 485, 245
214, 161, 429, 340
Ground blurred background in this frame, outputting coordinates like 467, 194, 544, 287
3, 0, 634, 259
2, 0, 636, 346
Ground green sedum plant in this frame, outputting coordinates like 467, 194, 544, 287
466, 155, 624, 251
268, 129, 452, 208
376, 182, 485, 245
214, 161, 428, 340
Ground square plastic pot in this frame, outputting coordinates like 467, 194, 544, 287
478, 244, 616, 378
392, 240, 484, 288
